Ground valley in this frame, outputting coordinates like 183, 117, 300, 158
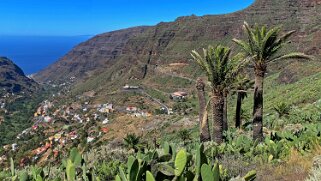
0, 0, 321, 180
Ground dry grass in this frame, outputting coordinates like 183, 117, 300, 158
258, 145, 321, 181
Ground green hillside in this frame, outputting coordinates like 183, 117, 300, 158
1, 0, 321, 180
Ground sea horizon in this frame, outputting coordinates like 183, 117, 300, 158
0, 35, 91, 75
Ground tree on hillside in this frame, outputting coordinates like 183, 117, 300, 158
233, 22, 311, 141
222, 53, 247, 133
273, 102, 291, 118
234, 75, 254, 129
178, 129, 192, 146
223, 89, 229, 132
123, 133, 141, 153
191, 45, 243, 144
196, 78, 210, 142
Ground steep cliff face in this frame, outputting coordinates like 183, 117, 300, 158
34, 26, 150, 82
0, 57, 39, 94
34, 0, 321, 84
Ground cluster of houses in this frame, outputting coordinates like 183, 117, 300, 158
0, 84, 191, 166
34, 100, 53, 116
125, 106, 152, 117
1, 99, 117, 164
32, 99, 114, 125
29, 126, 107, 162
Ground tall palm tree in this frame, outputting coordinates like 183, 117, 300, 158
192, 45, 242, 144
234, 75, 254, 129
222, 53, 247, 133
196, 78, 211, 142
223, 89, 229, 132
233, 22, 311, 141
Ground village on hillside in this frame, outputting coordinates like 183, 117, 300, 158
0, 81, 193, 167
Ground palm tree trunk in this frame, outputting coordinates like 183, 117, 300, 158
212, 90, 224, 144
223, 93, 228, 132
253, 72, 264, 141
196, 78, 211, 142
235, 92, 243, 129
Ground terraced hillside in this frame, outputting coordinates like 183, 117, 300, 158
32, 0, 321, 105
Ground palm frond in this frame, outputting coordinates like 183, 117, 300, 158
266, 30, 295, 58
269, 52, 312, 63
278, 30, 296, 44
232, 39, 252, 55
235, 22, 309, 68
191, 45, 242, 90
191, 50, 210, 75
261, 26, 281, 58
243, 22, 256, 55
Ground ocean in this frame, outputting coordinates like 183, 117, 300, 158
0, 35, 91, 75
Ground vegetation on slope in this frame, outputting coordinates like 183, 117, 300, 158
0, 21, 320, 181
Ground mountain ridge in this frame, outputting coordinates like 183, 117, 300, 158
33, 0, 321, 89
0, 57, 39, 95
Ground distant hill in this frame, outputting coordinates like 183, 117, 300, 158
33, 0, 321, 103
0, 57, 39, 95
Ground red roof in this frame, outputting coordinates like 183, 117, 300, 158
101, 127, 109, 133
172, 91, 188, 97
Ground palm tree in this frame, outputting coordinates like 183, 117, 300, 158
222, 53, 247, 133
178, 129, 192, 146
234, 75, 254, 129
191, 45, 242, 144
223, 89, 229, 132
233, 22, 311, 141
273, 102, 291, 118
123, 133, 140, 153
196, 78, 211, 142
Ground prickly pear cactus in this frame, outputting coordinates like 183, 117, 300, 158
174, 150, 188, 177
146, 171, 156, 181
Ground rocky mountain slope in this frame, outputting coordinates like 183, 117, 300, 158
2, 0, 321, 171
34, 0, 321, 85
0, 57, 39, 95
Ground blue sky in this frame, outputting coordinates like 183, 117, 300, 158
0, 0, 255, 36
